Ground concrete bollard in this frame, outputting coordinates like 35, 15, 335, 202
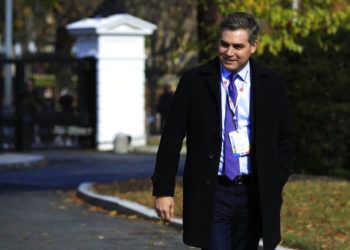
114, 134, 131, 154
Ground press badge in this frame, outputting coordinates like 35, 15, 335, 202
228, 129, 250, 156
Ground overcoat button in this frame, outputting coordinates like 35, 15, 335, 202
206, 178, 213, 184
208, 154, 215, 159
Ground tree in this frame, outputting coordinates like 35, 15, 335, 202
92, 0, 125, 17
3, 0, 103, 56
125, 0, 197, 75
258, 30, 350, 177
124, 0, 198, 133
197, 0, 220, 62
196, 0, 350, 59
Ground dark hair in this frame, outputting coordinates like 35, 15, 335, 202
220, 12, 260, 44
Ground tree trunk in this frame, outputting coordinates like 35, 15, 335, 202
197, 0, 221, 62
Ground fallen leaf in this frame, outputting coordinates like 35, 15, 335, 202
97, 235, 105, 240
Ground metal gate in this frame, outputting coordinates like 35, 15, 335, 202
0, 55, 96, 151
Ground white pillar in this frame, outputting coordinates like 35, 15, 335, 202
97, 35, 147, 149
67, 14, 157, 150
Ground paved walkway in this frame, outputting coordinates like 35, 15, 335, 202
0, 150, 270, 250
0, 150, 184, 190
0, 189, 189, 250
0, 150, 189, 250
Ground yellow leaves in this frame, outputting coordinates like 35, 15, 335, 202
257, 33, 303, 55
66, 191, 85, 206
215, 0, 350, 55
88, 205, 106, 213
108, 210, 118, 217
127, 215, 138, 220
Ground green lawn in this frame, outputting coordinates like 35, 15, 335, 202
93, 176, 350, 250
281, 177, 349, 250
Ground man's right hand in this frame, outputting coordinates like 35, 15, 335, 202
154, 196, 175, 222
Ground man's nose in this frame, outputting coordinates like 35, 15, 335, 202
226, 46, 236, 56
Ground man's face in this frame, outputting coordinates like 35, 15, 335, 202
218, 29, 257, 73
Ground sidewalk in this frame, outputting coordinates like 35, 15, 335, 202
0, 189, 188, 250
130, 145, 186, 154
0, 150, 188, 249
0, 143, 160, 171
0, 153, 47, 171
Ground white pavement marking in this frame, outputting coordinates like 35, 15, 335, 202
0, 154, 44, 165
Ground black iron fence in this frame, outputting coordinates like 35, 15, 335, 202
0, 55, 96, 151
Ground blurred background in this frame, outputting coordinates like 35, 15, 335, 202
0, 0, 349, 179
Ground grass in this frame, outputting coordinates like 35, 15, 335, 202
281, 177, 350, 250
92, 176, 350, 250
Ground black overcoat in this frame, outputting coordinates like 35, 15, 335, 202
152, 57, 295, 250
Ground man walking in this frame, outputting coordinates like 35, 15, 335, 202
152, 12, 295, 250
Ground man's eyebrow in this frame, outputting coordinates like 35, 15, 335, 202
220, 40, 245, 46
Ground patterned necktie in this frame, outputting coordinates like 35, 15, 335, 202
224, 73, 240, 180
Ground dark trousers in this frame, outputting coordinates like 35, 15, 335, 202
203, 176, 261, 250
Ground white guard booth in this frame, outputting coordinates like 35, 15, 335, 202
67, 14, 157, 150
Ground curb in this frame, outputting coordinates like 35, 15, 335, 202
0, 153, 47, 171
77, 182, 183, 229
78, 182, 293, 250
128, 145, 186, 155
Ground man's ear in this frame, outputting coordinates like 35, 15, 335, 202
250, 40, 258, 54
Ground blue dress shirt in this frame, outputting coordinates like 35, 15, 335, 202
218, 62, 252, 176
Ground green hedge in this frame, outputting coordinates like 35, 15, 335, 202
258, 30, 350, 179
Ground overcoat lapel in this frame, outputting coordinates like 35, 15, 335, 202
250, 59, 266, 146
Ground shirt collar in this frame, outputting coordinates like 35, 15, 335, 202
220, 61, 250, 83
